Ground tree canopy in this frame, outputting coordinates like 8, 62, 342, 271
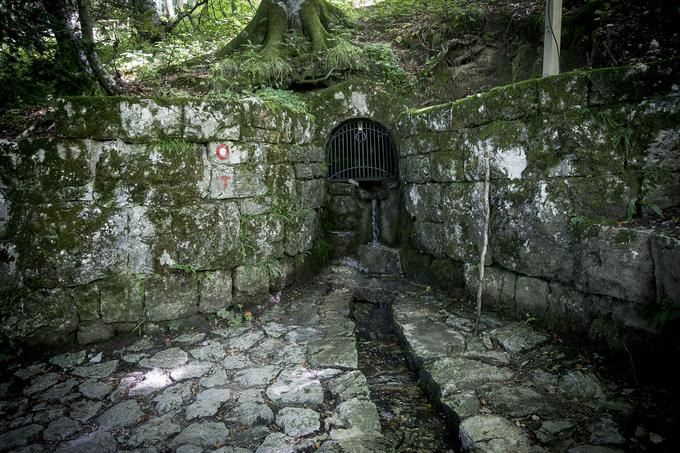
1, 0, 679, 135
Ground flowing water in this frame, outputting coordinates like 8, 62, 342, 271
352, 300, 456, 452
371, 192, 380, 245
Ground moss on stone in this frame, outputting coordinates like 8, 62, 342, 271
55, 97, 123, 139
587, 59, 680, 106
15, 139, 93, 204
481, 78, 540, 121
399, 246, 434, 284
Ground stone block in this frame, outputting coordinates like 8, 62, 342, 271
399, 246, 434, 284
288, 145, 324, 163
296, 179, 326, 209
401, 105, 452, 135
640, 128, 680, 210
238, 196, 272, 216
100, 277, 144, 324
574, 226, 655, 303
184, 101, 241, 141
294, 162, 326, 180
293, 115, 316, 145
267, 164, 297, 206
285, 209, 318, 256
358, 244, 402, 276
241, 213, 284, 261
73, 283, 101, 322
538, 72, 588, 113
650, 234, 680, 305
490, 179, 574, 282
546, 282, 592, 337
119, 99, 183, 141
327, 231, 359, 257
430, 258, 465, 294
567, 174, 636, 221
0, 189, 9, 238
398, 132, 441, 157
403, 184, 444, 222
198, 271, 233, 314
17, 203, 128, 288
327, 182, 355, 196
145, 274, 198, 321
429, 150, 465, 182
126, 206, 155, 274
462, 121, 529, 181
515, 276, 550, 319
412, 221, 446, 257
0, 241, 17, 288
464, 264, 517, 314
484, 78, 540, 120
1, 289, 78, 345
588, 60, 680, 106
442, 182, 484, 263
78, 320, 115, 345
95, 140, 206, 206
173, 202, 240, 270
400, 154, 431, 183
16, 139, 97, 204
233, 265, 270, 307
209, 165, 268, 199
450, 93, 491, 129
526, 109, 627, 178
207, 142, 266, 165
55, 97, 121, 139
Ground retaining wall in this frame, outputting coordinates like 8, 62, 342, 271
0, 97, 325, 345
396, 60, 680, 350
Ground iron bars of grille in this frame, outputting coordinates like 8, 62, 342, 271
326, 119, 397, 181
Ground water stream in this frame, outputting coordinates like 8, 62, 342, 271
371, 192, 380, 245
352, 300, 456, 452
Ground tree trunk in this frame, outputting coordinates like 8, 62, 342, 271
128, 0, 163, 41
76, 0, 122, 95
214, 0, 340, 60
42, 0, 90, 85
42, 0, 122, 95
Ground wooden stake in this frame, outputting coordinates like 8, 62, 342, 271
542, 0, 562, 77
474, 148, 491, 336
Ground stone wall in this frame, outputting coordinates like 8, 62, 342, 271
396, 60, 680, 350
309, 80, 407, 256
0, 97, 325, 345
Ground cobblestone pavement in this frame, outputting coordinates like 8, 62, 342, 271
0, 261, 676, 452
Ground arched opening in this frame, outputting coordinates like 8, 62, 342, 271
325, 118, 397, 181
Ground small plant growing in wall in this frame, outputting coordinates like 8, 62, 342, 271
215, 304, 253, 329
263, 258, 282, 279
170, 263, 198, 273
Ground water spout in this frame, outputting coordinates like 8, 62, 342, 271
371, 192, 380, 245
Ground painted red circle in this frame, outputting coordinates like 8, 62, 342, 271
215, 144, 230, 160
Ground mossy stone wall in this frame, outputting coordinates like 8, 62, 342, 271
396, 60, 680, 351
0, 97, 323, 346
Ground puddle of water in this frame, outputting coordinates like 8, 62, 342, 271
352, 300, 457, 452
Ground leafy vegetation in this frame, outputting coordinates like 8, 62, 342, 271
170, 262, 198, 273
2, 0, 679, 133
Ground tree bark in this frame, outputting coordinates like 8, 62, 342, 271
128, 0, 163, 41
474, 146, 491, 336
213, 0, 341, 60
42, 0, 122, 95
76, 0, 122, 95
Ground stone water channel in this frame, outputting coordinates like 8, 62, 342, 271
352, 299, 455, 451
0, 260, 678, 452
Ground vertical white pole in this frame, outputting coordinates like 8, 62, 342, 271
542, 0, 562, 77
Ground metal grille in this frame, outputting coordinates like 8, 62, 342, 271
326, 119, 397, 181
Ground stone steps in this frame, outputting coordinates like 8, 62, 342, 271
388, 293, 632, 453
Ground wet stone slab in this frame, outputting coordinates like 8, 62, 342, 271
0, 261, 676, 452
